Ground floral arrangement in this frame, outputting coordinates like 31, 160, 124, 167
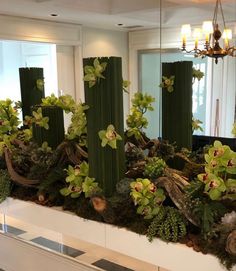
0, 64, 235, 271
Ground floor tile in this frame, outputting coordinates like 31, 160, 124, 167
93, 259, 134, 271
0, 223, 26, 235
31, 236, 85, 257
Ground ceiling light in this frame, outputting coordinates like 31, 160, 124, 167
181, 0, 236, 64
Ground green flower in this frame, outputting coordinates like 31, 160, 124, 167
192, 117, 203, 132
192, 67, 204, 83
123, 80, 131, 93
98, 124, 122, 149
130, 178, 166, 219
159, 76, 175, 92
204, 174, 226, 200
232, 122, 236, 137
83, 58, 107, 88
36, 79, 44, 91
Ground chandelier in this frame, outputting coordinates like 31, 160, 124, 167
181, 0, 236, 64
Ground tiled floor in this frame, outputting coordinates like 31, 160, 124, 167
0, 215, 167, 271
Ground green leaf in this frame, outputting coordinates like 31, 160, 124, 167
60, 187, 71, 196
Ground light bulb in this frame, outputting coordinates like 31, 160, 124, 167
193, 28, 202, 49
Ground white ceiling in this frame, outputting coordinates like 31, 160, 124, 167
0, 0, 235, 31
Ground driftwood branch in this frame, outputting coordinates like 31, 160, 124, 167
155, 176, 199, 226
4, 148, 39, 187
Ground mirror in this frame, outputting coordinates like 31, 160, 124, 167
138, 0, 236, 139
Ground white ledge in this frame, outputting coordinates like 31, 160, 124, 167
0, 198, 235, 271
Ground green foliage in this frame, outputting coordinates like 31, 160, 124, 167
42, 94, 88, 146
25, 107, 49, 130
66, 103, 88, 146
126, 92, 155, 140
0, 169, 12, 203
123, 80, 131, 93
0, 99, 21, 134
192, 117, 203, 133
83, 58, 107, 88
130, 178, 166, 219
192, 67, 204, 83
144, 157, 166, 179
159, 76, 175, 92
197, 140, 236, 200
231, 122, 236, 137
192, 200, 227, 239
98, 124, 122, 149
60, 162, 101, 198
0, 99, 24, 155
36, 79, 44, 91
146, 206, 187, 242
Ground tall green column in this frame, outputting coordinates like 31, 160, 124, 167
83, 57, 125, 197
19, 67, 45, 119
162, 61, 193, 150
32, 106, 65, 150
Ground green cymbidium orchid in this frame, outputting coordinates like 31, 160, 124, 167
60, 161, 101, 199
130, 178, 166, 219
159, 76, 175, 92
192, 117, 203, 132
30, 107, 49, 130
198, 140, 236, 200
192, 67, 204, 83
123, 80, 131, 93
232, 122, 236, 137
98, 124, 122, 149
83, 58, 107, 88
36, 79, 44, 91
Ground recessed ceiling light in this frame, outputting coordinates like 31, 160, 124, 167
50, 14, 58, 17
116, 23, 124, 27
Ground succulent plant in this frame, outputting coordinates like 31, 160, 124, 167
146, 206, 187, 242
144, 157, 166, 179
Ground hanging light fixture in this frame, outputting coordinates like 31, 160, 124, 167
181, 0, 236, 64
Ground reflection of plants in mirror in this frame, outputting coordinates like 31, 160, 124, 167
98, 124, 122, 149
126, 92, 155, 140
159, 76, 175, 92
192, 67, 204, 83
144, 157, 166, 179
36, 79, 44, 91
231, 123, 236, 137
130, 178, 166, 219
0, 169, 12, 203
146, 206, 187, 242
192, 117, 203, 133
123, 79, 131, 93
25, 107, 49, 130
83, 58, 107, 88
197, 140, 236, 200
60, 162, 101, 198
